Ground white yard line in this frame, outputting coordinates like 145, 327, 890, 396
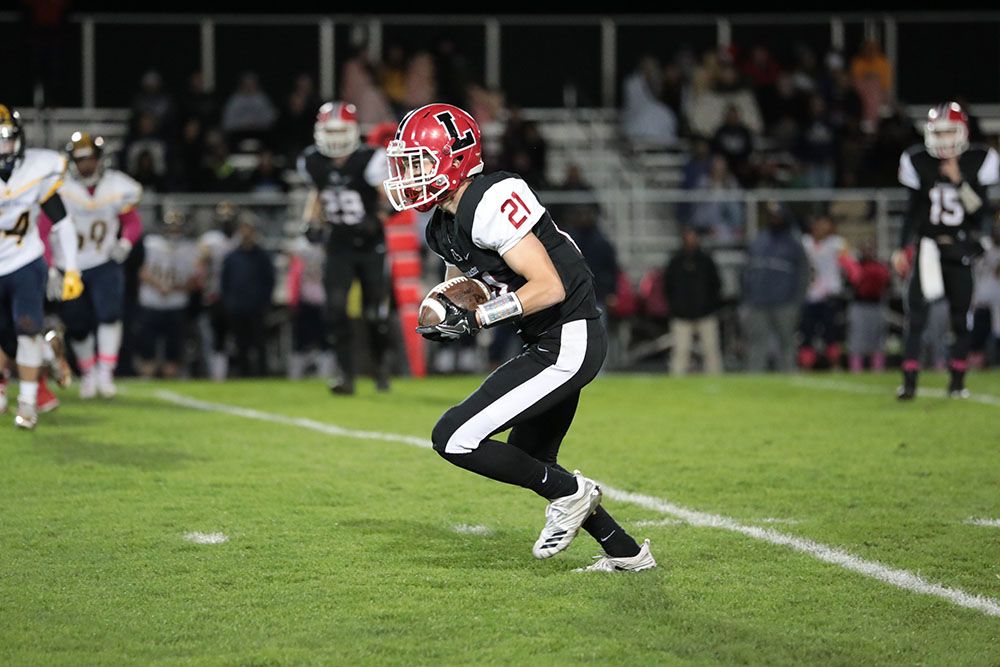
966, 517, 1000, 528
152, 389, 1000, 618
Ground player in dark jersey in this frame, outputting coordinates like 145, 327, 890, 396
892, 102, 999, 399
297, 101, 393, 395
384, 103, 656, 572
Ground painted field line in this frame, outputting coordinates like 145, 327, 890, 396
788, 377, 1000, 407
151, 389, 1000, 618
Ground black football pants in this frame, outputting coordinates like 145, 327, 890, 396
323, 245, 391, 379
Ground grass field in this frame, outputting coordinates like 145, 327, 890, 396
2, 370, 999, 666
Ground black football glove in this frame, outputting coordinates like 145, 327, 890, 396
415, 294, 481, 342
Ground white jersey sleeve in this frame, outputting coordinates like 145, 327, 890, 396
364, 147, 389, 189
978, 146, 1000, 186
898, 151, 920, 191
471, 177, 547, 256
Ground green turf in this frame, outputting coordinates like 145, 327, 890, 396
2, 370, 999, 666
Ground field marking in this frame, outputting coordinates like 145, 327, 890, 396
151, 389, 1000, 618
183, 531, 229, 544
453, 524, 493, 535
966, 517, 1000, 527
788, 377, 1000, 407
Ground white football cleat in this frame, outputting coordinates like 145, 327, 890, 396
574, 538, 658, 572
97, 376, 117, 399
79, 372, 97, 399
532, 470, 602, 559
14, 399, 38, 431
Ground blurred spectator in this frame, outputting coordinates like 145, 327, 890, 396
220, 214, 275, 377
123, 110, 169, 185
273, 77, 321, 165
403, 51, 438, 110
199, 129, 244, 192
340, 48, 396, 127
823, 65, 864, 132
548, 162, 600, 227
683, 153, 745, 242
130, 149, 167, 193
221, 70, 279, 150
861, 104, 921, 187
22, 0, 73, 106
246, 149, 288, 194
711, 104, 756, 188
739, 44, 782, 113
377, 42, 409, 114
970, 224, 1000, 368
850, 38, 892, 132
497, 107, 549, 189
135, 210, 200, 378
796, 93, 837, 189
740, 202, 809, 372
285, 236, 335, 380
564, 203, 619, 321
620, 54, 679, 151
686, 53, 764, 142
664, 227, 724, 376
170, 116, 207, 191
176, 70, 218, 129
798, 215, 859, 370
846, 241, 891, 372
660, 60, 689, 137
130, 69, 174, 137
434, 37, 471, 109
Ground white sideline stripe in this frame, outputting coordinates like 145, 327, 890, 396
966, 517, 1000, 527
453, 523, 493, 535
151, 389, 1000, 618
789, 377, 1000, 406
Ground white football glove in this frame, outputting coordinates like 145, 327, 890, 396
110, 238, 133, 263
46, 267, 64, 301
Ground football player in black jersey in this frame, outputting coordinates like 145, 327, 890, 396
297, 102, 394, 395
384, 103, 656, 572
892, 102, 999, 399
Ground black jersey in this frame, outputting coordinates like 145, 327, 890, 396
897, 143, 1000, 258
425, 171, 600, 340
296, 144, 389, 249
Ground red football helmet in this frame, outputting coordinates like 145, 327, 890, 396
383, 103, 484, 212
314, 101, 360, 158
924, 101, 969, 159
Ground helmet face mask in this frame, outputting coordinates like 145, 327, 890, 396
383, 104, 484, 213
925, 102, 970, 159
314, 102, 360, 158
0, 105, 25, 173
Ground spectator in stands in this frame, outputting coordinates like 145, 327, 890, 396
497, 107, 549, 189
798, 214, 859, 370
341, 47, 397, 127
130, 69, 174, 138
740, 201, 809, 372
220, 213, 275, 377
687, 52, 764, 144
711, 103, 756, 188
130, 149, 166, 193
564, 202, 619, 322
285, 235, 335, 380
199, 129, 245, 192
861, 103, 920, 187
664, 227, 724, 376
377, 42, 409, 115
221, 70, 279, 150
433, 37, 471, 109
122, 110, 169, 187
403, 51, 438, 111
246, 149, 288, 194
170, 116, 207, 191
683, 153, 745, 242
739, 44, 782, 116
548, 162, 599, 227
273, 75, 321, 166
846, 240, 891, 372
620, 54, 679, 151
850, 38, 892, 133
796, 93, 837, 189
660, 60, 689, 137
970, 223, 1000, 368
176, 70, 218, 130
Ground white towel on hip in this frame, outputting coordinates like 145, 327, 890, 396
919, 237, 945, 301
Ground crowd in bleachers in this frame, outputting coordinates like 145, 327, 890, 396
78, 35, 1000, 380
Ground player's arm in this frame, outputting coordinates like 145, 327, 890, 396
892, 152, 922, 277
40, 192, 83, 300
498, 231, 565, 319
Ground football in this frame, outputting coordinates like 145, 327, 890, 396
418, 277, 493, 326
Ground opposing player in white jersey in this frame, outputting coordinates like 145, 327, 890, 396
196, 202, 238, 381
0, 105, 83, 429
44, 132, 143, 399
